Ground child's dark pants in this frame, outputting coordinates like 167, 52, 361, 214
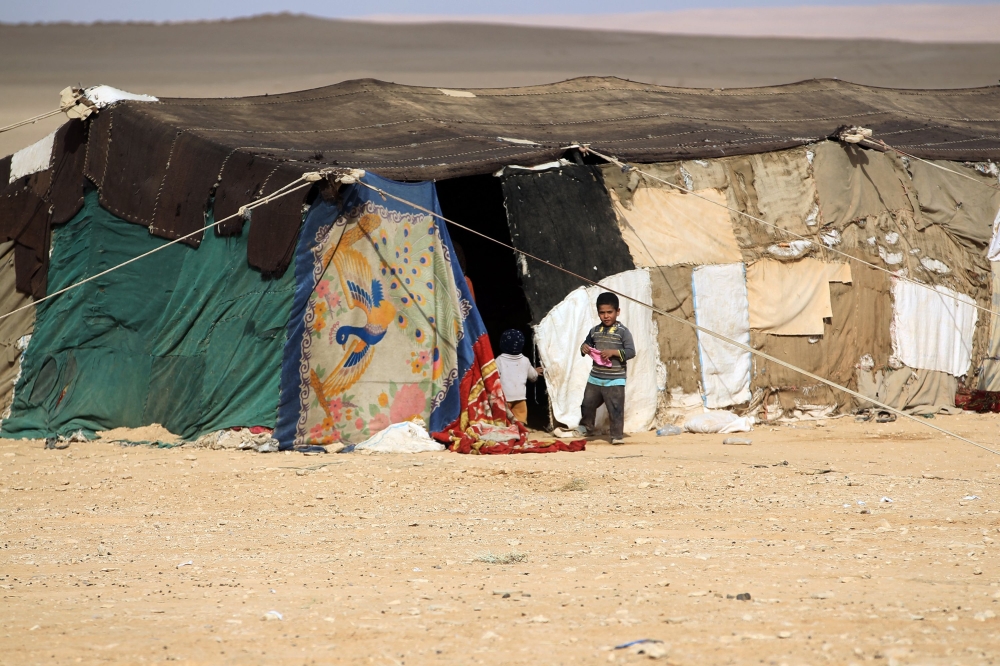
580, 382, 625, 439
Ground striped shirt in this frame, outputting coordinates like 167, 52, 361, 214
581, 322, 636, 382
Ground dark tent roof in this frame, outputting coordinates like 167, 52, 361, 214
3, 75, 1000, 294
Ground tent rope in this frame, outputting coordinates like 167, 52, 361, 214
580, 146, 1000, 323
0, 174, 320, 323
0, 109, 65, 135
353, 178, 1000, 457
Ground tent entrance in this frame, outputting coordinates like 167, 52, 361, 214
436, 174, 551, 430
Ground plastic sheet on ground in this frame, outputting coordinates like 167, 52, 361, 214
534, 268, 660, 433
354, 421, 445, 454
683, 411, 754, 434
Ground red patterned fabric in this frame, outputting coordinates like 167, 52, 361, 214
433, 333, 516, 453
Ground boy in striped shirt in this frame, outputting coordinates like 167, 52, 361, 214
576, 292, 636, 445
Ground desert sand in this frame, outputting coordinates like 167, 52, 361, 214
2, 414, 999, 664
4, 14, 1000, 157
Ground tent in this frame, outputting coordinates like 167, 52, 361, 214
1, 77, 999, 445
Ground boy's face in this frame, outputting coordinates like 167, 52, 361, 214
597, 304, 619, 327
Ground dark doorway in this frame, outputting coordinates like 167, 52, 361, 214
436, 174, 551, 430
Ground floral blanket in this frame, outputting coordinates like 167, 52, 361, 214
276, 174, 510, 448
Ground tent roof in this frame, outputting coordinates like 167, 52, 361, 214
5, 75, 1000, 290
126, 76, 1000, 180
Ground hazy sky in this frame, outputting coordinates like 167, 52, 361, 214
2, 0, 996, 23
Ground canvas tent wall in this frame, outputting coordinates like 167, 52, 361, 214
1, 76, 1000, 440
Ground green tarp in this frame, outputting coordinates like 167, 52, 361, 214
1, 190, 296, 439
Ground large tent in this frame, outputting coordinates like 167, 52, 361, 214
1, 76, 999, 447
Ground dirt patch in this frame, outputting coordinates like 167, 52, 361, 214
1, 413, 999, 663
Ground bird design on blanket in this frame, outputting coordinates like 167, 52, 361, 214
310, 214, 396, 417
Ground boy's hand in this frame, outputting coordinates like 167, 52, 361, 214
535, 367, 544, 376
599, 349, 618, 362
581, 343, 592, 355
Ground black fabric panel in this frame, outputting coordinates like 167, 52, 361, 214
82, 107, 113, 188
96, 106, 177, 226
0, 173, 53, 298
246, 163, 309, 278
49, 119, 89, 225
148, 133, 230, 247
213, 152, 284, 237
501, 165, 634, 322
0, 156, 10, 186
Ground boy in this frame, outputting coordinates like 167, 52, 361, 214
495, 329, 543, 424
577, 292, 635, 444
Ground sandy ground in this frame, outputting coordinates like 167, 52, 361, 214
2, 414, 1000, 664
4, 15, 1000, 157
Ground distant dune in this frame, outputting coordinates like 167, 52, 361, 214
364, 4, 1000, 43
3, 12, 1000, 156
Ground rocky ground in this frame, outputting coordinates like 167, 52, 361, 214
2, 414, 1000, 664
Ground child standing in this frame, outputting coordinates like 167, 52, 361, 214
496, 329, 543, 425
577, 292, 635, 444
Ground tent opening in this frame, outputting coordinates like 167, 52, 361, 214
436, 174, 551, 430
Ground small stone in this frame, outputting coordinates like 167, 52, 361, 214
530, 615, 549, 623
262, 610, 283, 621
974, 568, 983, 575
777, 631, 792, 639
736, 592, 751, 601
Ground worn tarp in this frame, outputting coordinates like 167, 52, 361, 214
611, 186, 743, 266
534, 269, 659, 433
0, 241, 34, 416
1, 190, 296, 439
812, 142, 912, 228
751, 148, 821, 237
276, 174, 507, 447
892, 280, 977, 377
752, 262, 893, 414
692, 263, 752, 408
907, 158, 1000, 250
649, 265, 701, 395
869, 367, 961, 415
746, 259, 853, 336
501, 165, 634, 322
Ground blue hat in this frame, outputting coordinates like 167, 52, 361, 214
500, 329, 525, 355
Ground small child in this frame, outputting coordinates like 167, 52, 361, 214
577, 292, 635, 444
495, 329, 543, 425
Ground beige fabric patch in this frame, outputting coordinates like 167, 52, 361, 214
613, 186, 742, 266
746, 259, 853, 336
0, 241, 35, 414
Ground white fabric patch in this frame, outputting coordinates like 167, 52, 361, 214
83, 85, 158, 108
535, 269, 660, 433
892, 280, 977, 377
692, 264, 752, 408
987, 206, 1000, 262
9, 130, 56, 183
